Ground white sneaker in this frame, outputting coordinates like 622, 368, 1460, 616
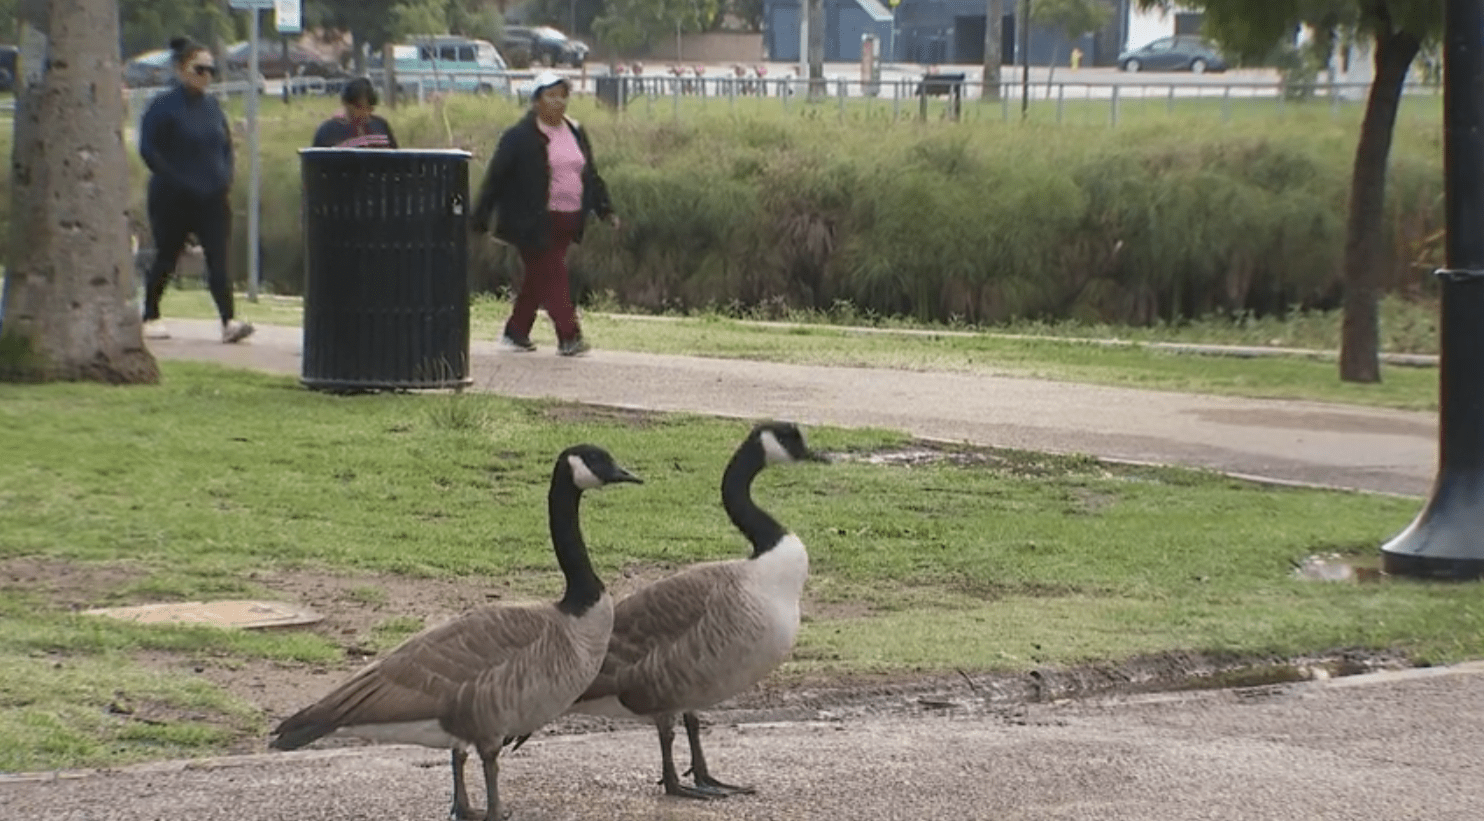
142, 320, 171, 340
222, 320, 255, 344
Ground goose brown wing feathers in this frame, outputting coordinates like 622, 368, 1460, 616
271, 604, 557, 748
578, 563, 757, 715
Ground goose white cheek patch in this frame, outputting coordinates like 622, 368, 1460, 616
568, 454, 603, 490
759, 430, 793, 464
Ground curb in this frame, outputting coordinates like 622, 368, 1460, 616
5, 660, 1482, 786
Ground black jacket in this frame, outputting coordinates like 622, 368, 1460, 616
138, 84, 234, 201
471, 111, 613, 251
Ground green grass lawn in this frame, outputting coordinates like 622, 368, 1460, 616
161, 288, 1440, 412
0, 362, 1463, 773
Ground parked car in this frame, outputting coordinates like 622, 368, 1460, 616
1118, 36, 1227, 73
501, 25, 588, 68
123, 49, 174, 88
225, 39, 344, 80
0, 44, 17, 92
124, 47, 268, 91
387, 36, 512, 96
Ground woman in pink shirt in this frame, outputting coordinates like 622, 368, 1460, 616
472, 72, 619, 356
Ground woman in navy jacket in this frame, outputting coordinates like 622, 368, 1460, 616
137, 37, 253, 344
471, 72, 618, 356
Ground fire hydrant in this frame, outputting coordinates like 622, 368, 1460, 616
1070, 47, 1083, 70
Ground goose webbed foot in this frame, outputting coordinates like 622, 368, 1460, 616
690, 771, 757, 796
661, 771, 731, 800
452, 809, 510, 821
449, 802, 486, 821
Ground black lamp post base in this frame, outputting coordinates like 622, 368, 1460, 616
1381, 475, 1484, 580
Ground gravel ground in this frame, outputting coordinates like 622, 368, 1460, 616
5, 663, 1483, 820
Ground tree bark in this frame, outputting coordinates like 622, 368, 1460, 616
1338, 20, 1420, 384
982, 0, 1002, 100
1, 0, 158, 383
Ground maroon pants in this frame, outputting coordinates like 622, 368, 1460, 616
508, 211, 582, 342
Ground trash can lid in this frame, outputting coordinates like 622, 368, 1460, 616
299, 147, 472, 157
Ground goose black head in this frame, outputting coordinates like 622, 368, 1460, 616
559, 445, 644, 491
751, 422, 828, 465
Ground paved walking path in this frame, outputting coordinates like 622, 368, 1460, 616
152, 319, 1438, 497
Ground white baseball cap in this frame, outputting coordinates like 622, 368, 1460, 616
526, 71, 569, 100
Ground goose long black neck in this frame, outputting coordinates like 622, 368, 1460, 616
722, 439, 789, 557
549, 463, 605, 616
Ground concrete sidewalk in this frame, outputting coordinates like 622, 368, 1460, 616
152, 319, 1438, 497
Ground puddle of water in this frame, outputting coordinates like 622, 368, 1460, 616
1293, 553, 1383, 583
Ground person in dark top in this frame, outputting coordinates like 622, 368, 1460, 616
312, 78, 398, 148
471, 72, 618, 357
137, 37, 253, 344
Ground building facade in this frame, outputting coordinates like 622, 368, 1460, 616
764, 0, 895, 62
762, 1, 1207, 67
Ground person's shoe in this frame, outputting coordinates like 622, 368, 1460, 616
557, 336, 591, 357
222, 320, 255, 344
500, 334, 537, 352
142, 319, 171, 340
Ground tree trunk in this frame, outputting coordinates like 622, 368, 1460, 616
982, 0, 1002, 100
807, 0, 825, 100
1338, 23, 1420, 384
1, 0, 158, 383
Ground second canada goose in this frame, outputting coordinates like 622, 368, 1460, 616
569, 421, 825, 799
269, 444, 641, 821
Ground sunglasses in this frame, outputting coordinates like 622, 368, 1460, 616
190, 64, 218, 77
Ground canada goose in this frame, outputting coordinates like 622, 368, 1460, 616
569, 421, 825, 799
269, 444, 641, 821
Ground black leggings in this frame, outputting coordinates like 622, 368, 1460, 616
143, 187, 234, 323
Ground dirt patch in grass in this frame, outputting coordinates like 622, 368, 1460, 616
840, 440, 1107, 478
845, 443, 1004, 468
1, 557, 1419, 758
0, 557, 150, 610
538, 402, 664, 427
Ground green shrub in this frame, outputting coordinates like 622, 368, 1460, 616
0, 95, 1446, 328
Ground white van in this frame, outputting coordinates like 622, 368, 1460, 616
389, 36, 511, 96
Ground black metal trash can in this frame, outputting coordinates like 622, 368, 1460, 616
595, 75, 629, 109
299, 148, 472, 391
917, 72, 965, 121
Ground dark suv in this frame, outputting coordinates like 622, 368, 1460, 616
0, 45, 17, 92
501, 26, 587, 68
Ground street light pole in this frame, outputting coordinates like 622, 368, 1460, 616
1019, 0, 1032, 117
1380, 0, 1484, 578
